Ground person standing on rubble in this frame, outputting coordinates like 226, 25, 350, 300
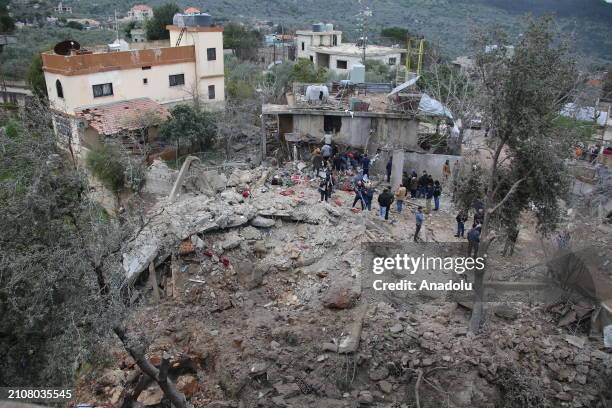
409, 174, 418, 198
455, 209, 468, 238
394, 184, 407, 214
363, 183, 374, 211
362, 153, 371, 177
352, 180, 366, 209
414, 206, 424, 242
321, 144, 333, 167
418, 171, 429, 198
319, 168, 335, 202
424, 182, 434, 214
467, 224, 481, 257
433, 180, 442, 211
378, 187, 395, 220
473, 208, 484, 227
442, 160, 451, 182
386, 157, 393, 182
312, 150, 323, 177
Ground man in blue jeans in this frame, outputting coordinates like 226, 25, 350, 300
433, 180, 442, 211
377, 188, 394, 220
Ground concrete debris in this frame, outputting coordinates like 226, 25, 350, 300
250, 216, 276, 228
144, 159, 177, 195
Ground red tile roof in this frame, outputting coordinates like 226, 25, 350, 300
131, 4, 152, 11
76, 98, 169, 135
184, 7, 201, 13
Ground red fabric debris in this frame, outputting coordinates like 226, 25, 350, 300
351, 208, 362, 213
334, 198, 343, 206
203, 249, 214, 257
219, 256, 230, 267
280, 189, 295, 196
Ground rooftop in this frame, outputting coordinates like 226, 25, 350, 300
311, 43, 406, 57
131, 4, 152, 11
42, 43, 195, 76
75, 98, 169, 135
296, 30, 343, 36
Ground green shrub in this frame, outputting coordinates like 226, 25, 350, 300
85, 145, 125, 193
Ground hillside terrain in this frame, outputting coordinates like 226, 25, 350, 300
53, 0, 612, 61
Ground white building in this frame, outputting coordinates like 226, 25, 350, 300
296, 24, 406, 77
42, 18, 224, 157
126, 4, 153, 22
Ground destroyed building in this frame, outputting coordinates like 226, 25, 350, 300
262, 78, 462, 184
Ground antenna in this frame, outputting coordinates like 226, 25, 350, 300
114, 10, 118, 41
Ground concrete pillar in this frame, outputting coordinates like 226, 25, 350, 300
390, 149, 405, 191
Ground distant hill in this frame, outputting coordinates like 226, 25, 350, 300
74, 0, 609, 62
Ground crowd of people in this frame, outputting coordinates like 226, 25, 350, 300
312, 144, 484, 248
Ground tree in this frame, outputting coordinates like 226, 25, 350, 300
145, 3, 179, 41
0, 0, 14, 33
86, 144, 126, 193
291, 58, 328, 83
380, 26, 409, 44
27, 54, 47, 98
418, 49, 479, 154
365, 59, 392, 82
65, 20, 84, 30
124, 21, 137, 41
464, 17, 580, 332
159, 104, 217, 163
225, 56, 261, 101
223, 22, 263, 60
0, 101, 130, 386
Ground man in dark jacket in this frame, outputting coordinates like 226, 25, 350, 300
467, 225, 481, 257
352, 180, 366, 209
455, 210, 468, 238
409, 175, 418, 198
362, 153, 371, 176
378, 188, 395, 220
418, 171, 429, 198
432, 181, 442, 211
473, 208, 484, 227
424, 183, 434, 214
363, 184, 374, 211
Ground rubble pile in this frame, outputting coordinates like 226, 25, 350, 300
79, 163, 611, 408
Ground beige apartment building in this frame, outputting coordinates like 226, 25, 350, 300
296, 23, 405, 77
42, 18, 224, 157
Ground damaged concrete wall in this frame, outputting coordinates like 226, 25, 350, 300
291, 113, 419, 151
404, 152, 462, 180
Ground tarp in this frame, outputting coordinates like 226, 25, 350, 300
418, 94, 454, 120
305, 85, 329, 102
387, 76, 420, 97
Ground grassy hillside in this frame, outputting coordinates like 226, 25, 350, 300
74, 0, 610, 62
2, 0, 610, 82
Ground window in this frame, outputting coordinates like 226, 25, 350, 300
143, 78, 148, 85
55, 79, 64, 98
333, 35, 338, 46
388, 57, 397, 65
336, 60, 347, 69
207, 47, 216, 61
301, 42, 305, 51
92, 83, 113, 98
169, 74, 185, 87
324, 115, 342, 133
142, 66, 151, 70
309, 56, 313, 62
208, 85, 215, 100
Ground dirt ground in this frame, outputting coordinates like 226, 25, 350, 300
76, 162, 612, 408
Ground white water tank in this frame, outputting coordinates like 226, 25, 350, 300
350, 63, 365, 84
325, 23, 334, 32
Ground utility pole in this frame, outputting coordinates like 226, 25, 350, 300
357, 0, 372, 65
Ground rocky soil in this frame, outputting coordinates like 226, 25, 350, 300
76, 162, 612, 408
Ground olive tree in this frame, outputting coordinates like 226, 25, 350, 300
464, 17, 580, 332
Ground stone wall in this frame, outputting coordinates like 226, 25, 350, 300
403, 152, 462, 181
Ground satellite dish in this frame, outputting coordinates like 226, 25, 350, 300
54, 40, 81, 56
